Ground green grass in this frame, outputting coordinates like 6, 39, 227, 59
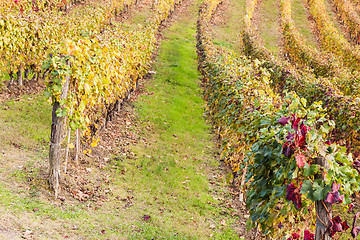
114, 1, 240, 238
324, 0, 344, 34
0, 94, 51, 149
119, 1, 154, 31
259, 0, 281, 55
0, 94, 91, 239
211, 0, 246, 53
291, 0, 318, 47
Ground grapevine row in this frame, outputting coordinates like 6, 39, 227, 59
331, 0, 360, 44
0, 0, 136, 13
0, 0, 68, 12
279, 0, 360, 95
44, 0, 182, 195
0, 0, 137, 85
242, 0, 360, 157
279, 0, 333, 77
306, 0, 360, 70
197, 0, 360, 237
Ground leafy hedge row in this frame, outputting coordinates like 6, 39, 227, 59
197, 0, 360, 238
0, 0, 135, 14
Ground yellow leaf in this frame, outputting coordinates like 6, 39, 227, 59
83, 149, 92, 155
91, 140, 97, 148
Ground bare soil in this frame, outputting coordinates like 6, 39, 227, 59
0, 80, 45, 103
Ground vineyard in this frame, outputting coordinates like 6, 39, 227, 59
1, 0, 360, 238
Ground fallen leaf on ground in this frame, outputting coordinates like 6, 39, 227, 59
22, 230, 33, 239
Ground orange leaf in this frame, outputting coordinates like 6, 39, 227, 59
295, 153, 307, 168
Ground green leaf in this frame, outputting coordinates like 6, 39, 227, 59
56, 107, 67, 117
320, 125, 330, 134
274, 185, 285, 197
312, 180, 328, 201
300, 180, 312, 194
312, 186, 323, 201
304, 164, 320, 177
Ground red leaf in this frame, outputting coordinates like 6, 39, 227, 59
291, 232, 300, 239
291, 117, 301, 131
327, 215, 347, 237
304, 230, 314, 240
349, 203, 355, 213
286, 132, 295, 140
288, 230, 301, 239
352, 226, 360, 238
283, 141, 295, 158
295, 134, 306, 149
342, 221, 350, 231
278, 116, 290, 126
286, 183, 302, 210
300, 123, 310, 136
324, 140, 332, 145
353, 160, 360, 173
325, 181, 344, 205
352, 212, 360, 238
295, 153, 307, 168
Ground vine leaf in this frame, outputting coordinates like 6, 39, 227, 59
351, 212, 360, 238
286, 183, 302, 209
295, 153, 307, 168
348, 203, 355, 213
287, 231, 300, 239
327, 216, 349, 237
278, 116, 290, 126
325, 181, 344, 205
300, 180, 312, 194
300, 180, 330, 201
304, 229, 314, 240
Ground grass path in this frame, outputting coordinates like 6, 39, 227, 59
0, 0, 243, 239
210, 0, 246, 52
291, 0, 318, 47
324, 0, 348, 37
257, 0, 282, 55
117, 0, 242, 238
119, 0, 154, 30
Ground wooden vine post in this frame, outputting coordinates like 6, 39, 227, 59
49, 74, 70, 198
315, 157, 332, 240
18, 64, 23, 86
